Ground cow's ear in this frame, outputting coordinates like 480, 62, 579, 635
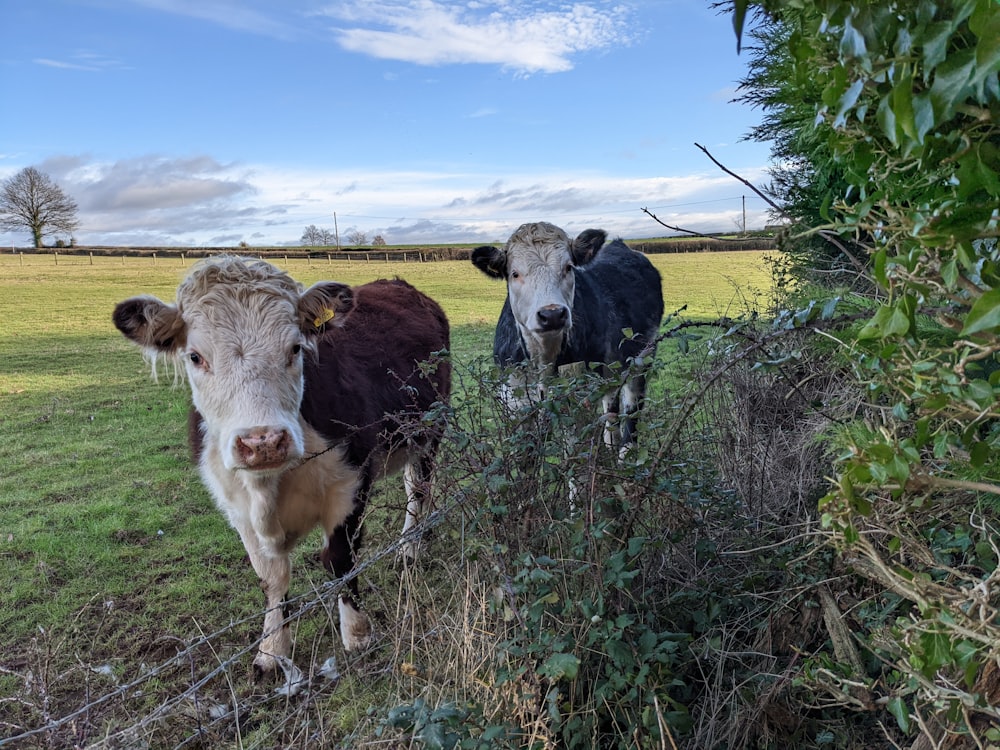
113, 295, 186, 354
471, 245, 507, 279
299, 281, 355, 334
571, 229, 607, 266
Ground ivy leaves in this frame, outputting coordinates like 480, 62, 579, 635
746, 0, 1000, 742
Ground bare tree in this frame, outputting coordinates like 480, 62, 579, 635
372, 234, 387, 247
301, 224, 323, 245
0, 167, 79, 248
346, 230, 368, 247
301, 225, 338, 246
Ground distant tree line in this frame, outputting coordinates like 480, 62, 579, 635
301, 225, 388, 247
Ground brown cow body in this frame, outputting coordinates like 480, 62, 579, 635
113, 257, 450, 677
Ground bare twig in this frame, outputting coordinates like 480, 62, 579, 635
641, 207, 752, 242
694, 142, 787, 217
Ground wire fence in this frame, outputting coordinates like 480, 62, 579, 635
1, 234, 779, 269
0, 500, 462, 749
1, 249, 451, 268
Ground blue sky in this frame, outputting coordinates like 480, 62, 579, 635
0, 1, 773, 247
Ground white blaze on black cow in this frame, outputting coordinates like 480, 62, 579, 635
472, 221, 663, 455
113, 257, 450, 677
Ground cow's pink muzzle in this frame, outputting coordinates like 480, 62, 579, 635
234, 426, 294, 471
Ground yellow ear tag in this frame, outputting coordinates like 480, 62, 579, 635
314, 308, 335, 328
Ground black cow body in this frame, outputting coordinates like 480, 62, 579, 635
472, 222, 663, 450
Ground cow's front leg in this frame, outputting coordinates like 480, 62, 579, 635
322, 506, 372, 652
619, 373, 647, 460
245, 480, 287, 555
233, 521, 292, 676
400, 454, 436, 564
254, 553, 292, 676
601, 391, 620, 453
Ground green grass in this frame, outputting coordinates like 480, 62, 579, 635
0, 250, 777, 747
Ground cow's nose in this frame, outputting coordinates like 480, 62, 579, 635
536, 305, 569, 331
235, 427, 292, 469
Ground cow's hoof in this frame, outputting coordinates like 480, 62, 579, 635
339, 599, 373, 653
397, 545, 420, 569
252, 655, 278, 682
342, 620, 373, 653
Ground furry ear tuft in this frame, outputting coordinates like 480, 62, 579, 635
113, 295, 186, 353
471, 245, 507, 279
299, 281, 355, 334
571, 229, 607, 266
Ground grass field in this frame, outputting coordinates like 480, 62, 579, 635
0, 249, 777, 748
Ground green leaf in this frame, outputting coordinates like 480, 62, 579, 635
921, 20, 953, 71
971, 2, 1000, 81
887, 696, 911, 733
893, 68, 917, 142
930, 48, 976, 119
873, 247, 888, 286
539, 652, 580, 681
732, 0, 749, 52
967, 379, 995, 409
834, 79, 865, 128
919, 630, 954, 676
970, 441, 991, 468
821, 296, 841, 319
860, 304, 911, 338
416, 722, 457, 750
876, 95, 899, 147
819, 190, 833, 221
386, 703, 418, 729
840, 16, 867, 59
912, 93, 935, 143
956, 142, 1000, 200
961, 288, 1000, 335
941, 258, 958, 288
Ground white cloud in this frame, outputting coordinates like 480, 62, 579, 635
319, 1, 634, 74
33, 51, 128, 72
0, 154, 771, 247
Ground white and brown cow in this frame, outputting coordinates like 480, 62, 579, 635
472, 221, 663, 453
113, 256, 450, 676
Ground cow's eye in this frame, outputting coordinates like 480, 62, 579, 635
291, 344, 302, 356
563, 264, 573, 277
510, 270, 520, 280
188, 351, 204, 367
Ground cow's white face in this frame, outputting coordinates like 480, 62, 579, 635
505, 228, 576, 365
114, 257, 354, 475
181, 285, 308, 473
471, 222, 607, 367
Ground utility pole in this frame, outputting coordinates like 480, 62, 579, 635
742, 195, 747, 236
334, 212, 341, 251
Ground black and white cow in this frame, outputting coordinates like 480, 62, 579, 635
471, 221, 663, 452
113, 256, 450, 679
